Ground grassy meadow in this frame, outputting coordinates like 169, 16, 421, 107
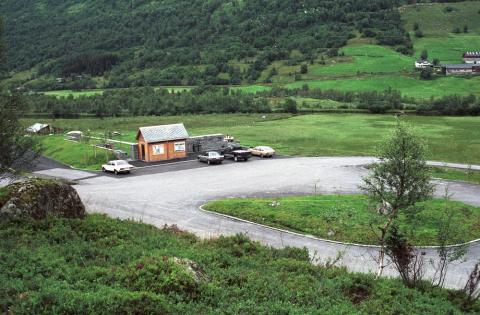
430, 167, 480, 185
286, 75, 480, 99
204, 194, 480, 246
400, 1, 480, 35
38, 135, 116, 170
307, 45, 413, 76
43, 89, 105, 98
24, 114, 480, 170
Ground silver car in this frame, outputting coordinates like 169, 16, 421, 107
197, 151, 224, 165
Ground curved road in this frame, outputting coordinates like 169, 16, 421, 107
53, 157, 480, 289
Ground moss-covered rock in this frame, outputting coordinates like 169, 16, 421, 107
0, 179, 85, 220
121, 255, 207, 299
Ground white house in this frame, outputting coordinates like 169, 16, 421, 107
415, 60, 433, 69
463, 52, 480, 64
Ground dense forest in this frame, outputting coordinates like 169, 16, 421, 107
1, 0, 412, 89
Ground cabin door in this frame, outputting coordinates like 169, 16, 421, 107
141, 144, 146, 160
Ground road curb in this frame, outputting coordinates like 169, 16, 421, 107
199, 204, 480, 249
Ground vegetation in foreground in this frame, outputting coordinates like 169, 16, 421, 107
204, 195, 480, 246
1, 214, 478, 314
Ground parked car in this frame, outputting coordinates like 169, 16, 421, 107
101, 160, 134, 174
249, 146, 276, 158
198, 151, 224, 165
222, 144, 251, 162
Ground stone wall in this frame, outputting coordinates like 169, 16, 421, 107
187, 134, 225, 154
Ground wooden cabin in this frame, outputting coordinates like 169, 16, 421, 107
136, 123, 189, 162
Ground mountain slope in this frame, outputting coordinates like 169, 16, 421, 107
1, 0, 408, 88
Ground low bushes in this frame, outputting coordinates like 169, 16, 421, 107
0, 214, 478, 314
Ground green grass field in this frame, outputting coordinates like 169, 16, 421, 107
26, 114, 480, 169
1, 214, 477, 313
286, 75, 480, 99
39, 135, 115, 170
413, 35, 480, 64
430, 167, 480, 185
401, 1, 480, 35
308, 45, 413, 76
204, 194, 480, 246
41, 85, 270, 99
43, 89, 105, 98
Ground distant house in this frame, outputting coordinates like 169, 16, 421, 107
441, 64, 480, 76
26, 123, 52, 135
136, 123, 189, 162
415, 59, 433, 69
463, 52, 480, 64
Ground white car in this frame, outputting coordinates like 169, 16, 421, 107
101, 160, 134, 175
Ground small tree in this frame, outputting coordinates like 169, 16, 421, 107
463, 262, 480, 304
433, 58, 440, 66
420, 50, 428, 60
414, 29, 424, 38
0, 93, 41, 180
385, 224, 426, 288
282, 98, 298, 114
420, 67, 433, 80
431, 188, 467, 288
463, 25, 469, 33
361, 120, 434, 277
300, 64, 308, 74
413, 22, 419, 31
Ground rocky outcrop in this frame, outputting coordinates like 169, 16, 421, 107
0, 179, 85, 220
172, 257, 209, 283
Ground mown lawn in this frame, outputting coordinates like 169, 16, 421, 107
39, 135, 115, 170
204, 195, 480, 246
0, 214, 478, 314
26, 114, 480, 167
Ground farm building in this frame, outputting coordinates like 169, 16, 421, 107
136, 123, 189, 162
463, 52, 480, 64
442, 64, 480, 76
26, 123, 61, 135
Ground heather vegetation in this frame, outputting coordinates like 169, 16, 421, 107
1, 214, 478, 314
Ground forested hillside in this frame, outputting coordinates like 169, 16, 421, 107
1, 0, 409, 89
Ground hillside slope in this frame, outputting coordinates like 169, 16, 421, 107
1, 0, 408, 88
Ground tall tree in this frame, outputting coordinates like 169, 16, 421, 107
0, 17, 5, 78
0, 17, 40, 180
361, 120, 434, 277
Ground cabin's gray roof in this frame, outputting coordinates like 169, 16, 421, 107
138, 123, 189, 143
442, 64, 474, 69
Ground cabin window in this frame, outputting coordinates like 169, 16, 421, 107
152, 144, 165, 155
174, 141, 186, 152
